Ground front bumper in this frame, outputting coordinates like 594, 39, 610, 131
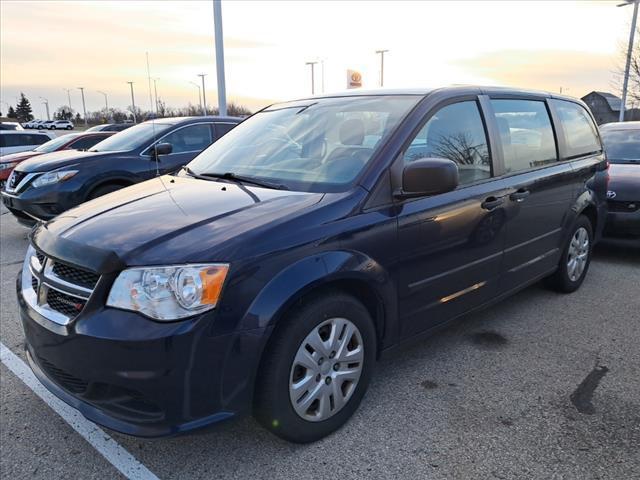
18, 271, 269, 437
2, 190, 59, 224
604, 208, 640, 237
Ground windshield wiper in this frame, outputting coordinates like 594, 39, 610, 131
183, 167, 288, 190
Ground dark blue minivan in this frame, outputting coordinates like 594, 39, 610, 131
17, 87, 606, 443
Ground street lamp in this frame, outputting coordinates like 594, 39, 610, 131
213, 0, 227, 116
77, 87, 88, 126
618, 0, 639, 122
189, 81, 204, 115
39, 96, 50, 120
306, 61, 318, 95
375, 49, 389, 87
97, 91, 109, 121
197, 74, 207, 114
63, 88, 72, 111
127, 81, 137, 123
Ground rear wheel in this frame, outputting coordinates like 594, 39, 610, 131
545, 215, 593, 293
254, 292, 376, 443
66, 126, 72, 130
88, 183, 125, 200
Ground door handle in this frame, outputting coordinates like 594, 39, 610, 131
481, 196, 504, 211
509, 189, 530, 202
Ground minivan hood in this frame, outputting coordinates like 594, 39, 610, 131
34, 175, 324, 271
15, 149, 113, 172
608, 163, 639, 201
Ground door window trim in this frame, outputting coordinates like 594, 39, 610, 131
389, 94, 496, 201
141, 122, 215, 157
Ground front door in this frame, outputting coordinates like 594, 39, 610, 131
394, 99, 507, 337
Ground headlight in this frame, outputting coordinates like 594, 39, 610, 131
106, 264, 229, 321
0, 161, 19, 172
31, 170, 78, 188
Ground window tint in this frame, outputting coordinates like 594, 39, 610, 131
1, 133, 46, 147
161, 124, 213, 154
491, 99, 556, 172
551, 100, 601, 158
68, 135, 105, 151
29, 134, 50, 145
403, 101, 491, 185
214, 122, 236, 139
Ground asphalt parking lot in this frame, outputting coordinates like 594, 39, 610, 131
1, 203, 639, 480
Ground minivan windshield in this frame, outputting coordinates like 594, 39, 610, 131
186, 95, 422, 192
89, 122, 172, 152
601, 129, 640, 162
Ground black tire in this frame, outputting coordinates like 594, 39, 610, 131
51, 126, 56, 130
545, 215, 593, 293
88, 183, 124, 200
66, 126, 72, 130
254, 292, 376, 443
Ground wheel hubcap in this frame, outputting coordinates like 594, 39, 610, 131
567, 227, 589, 282
289, 317, 364, 422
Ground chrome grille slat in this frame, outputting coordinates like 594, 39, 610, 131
22, 246, 100, 325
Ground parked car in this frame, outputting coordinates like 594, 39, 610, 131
41, 120, 55, 129
13, 87, 606, 443
46, 120, 74, 130
0, 132, 113, 188
600, 121, 640, 237
2, 116, 241, 225
86, 123, 134, 132
0, 130, 54, 156
0, 120, 24, 130
24, 119, 45, 129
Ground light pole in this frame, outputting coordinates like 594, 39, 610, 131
63, 88, 72, 111
321, 59, 325, 93
153, 78, 159, 112
77, 87, 88, 126
619, 0, 639, 122
213, 0, 227, 116
376, 49, 389, 87
198, 74, 207, 114
306, 61, 317, 95
97, 91, 109, 121
189, 81, 204, 115
39, 96, 50, 120
127, 81, 137, 123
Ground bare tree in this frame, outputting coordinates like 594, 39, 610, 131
613, 26, 640, 106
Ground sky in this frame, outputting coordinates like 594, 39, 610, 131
0, 0, 635, 118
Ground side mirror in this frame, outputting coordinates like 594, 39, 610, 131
397, 158, 459, 198
150, 142, 172, 158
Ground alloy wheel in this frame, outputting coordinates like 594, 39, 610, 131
567, 226, 589, 282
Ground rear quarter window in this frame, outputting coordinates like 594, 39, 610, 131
551, 100, 601, 158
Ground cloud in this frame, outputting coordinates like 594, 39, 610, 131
458, 49, 618, 98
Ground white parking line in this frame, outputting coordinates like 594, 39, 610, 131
0, 342, 160, 480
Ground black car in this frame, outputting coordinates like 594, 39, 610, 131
16, 87, 606, 443
1, 116, 241, 225
86, 123, 134, 133
600, 121, 640, 237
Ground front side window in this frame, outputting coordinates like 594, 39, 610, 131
187, 95, 422, 192
551, 100, 601, 158
402, 101, 491, 185
31, 134, 50, 145
491, 99, 557, 172
68, 135, 106, 151
159, 124, 213, 154
214, 122, 236, 139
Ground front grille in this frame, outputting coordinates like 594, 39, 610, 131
37, 356, 88, 394
52, 262, 100, 289
46, 289, 86, 317
608, 200, 639, 213
35, 251, 45, 266
31, 275, 38, 291
8, 170, 27, 190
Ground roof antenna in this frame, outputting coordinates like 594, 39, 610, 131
146, 51, 159, 177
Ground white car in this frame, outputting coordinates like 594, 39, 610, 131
25, 120, 46, 129
0, 121, 24, 131
0, 130, 55, 156
48, 120, 74, 130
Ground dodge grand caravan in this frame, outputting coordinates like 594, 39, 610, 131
17, 87, 606, 443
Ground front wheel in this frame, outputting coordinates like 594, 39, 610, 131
50, 126, 56, 130
66, 126, 72, 130
545, 215, 593, 293
254, 292, 376, 443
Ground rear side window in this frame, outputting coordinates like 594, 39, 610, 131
551, 100, 601, 158
490, 99, 557, 173
30, 134, 50, 145
403, 101, 491, 185
1, 133, 42, 147
68, 136, 105, 151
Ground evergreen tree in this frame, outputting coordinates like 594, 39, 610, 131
15, 93, 34, 122
7, 106, 17, 118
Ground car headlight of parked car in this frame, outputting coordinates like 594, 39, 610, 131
106, 264, 229, 320
0, 161, 19, 172
31, 170, 79, 188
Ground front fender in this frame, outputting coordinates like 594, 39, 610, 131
238, 250, 396, 337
